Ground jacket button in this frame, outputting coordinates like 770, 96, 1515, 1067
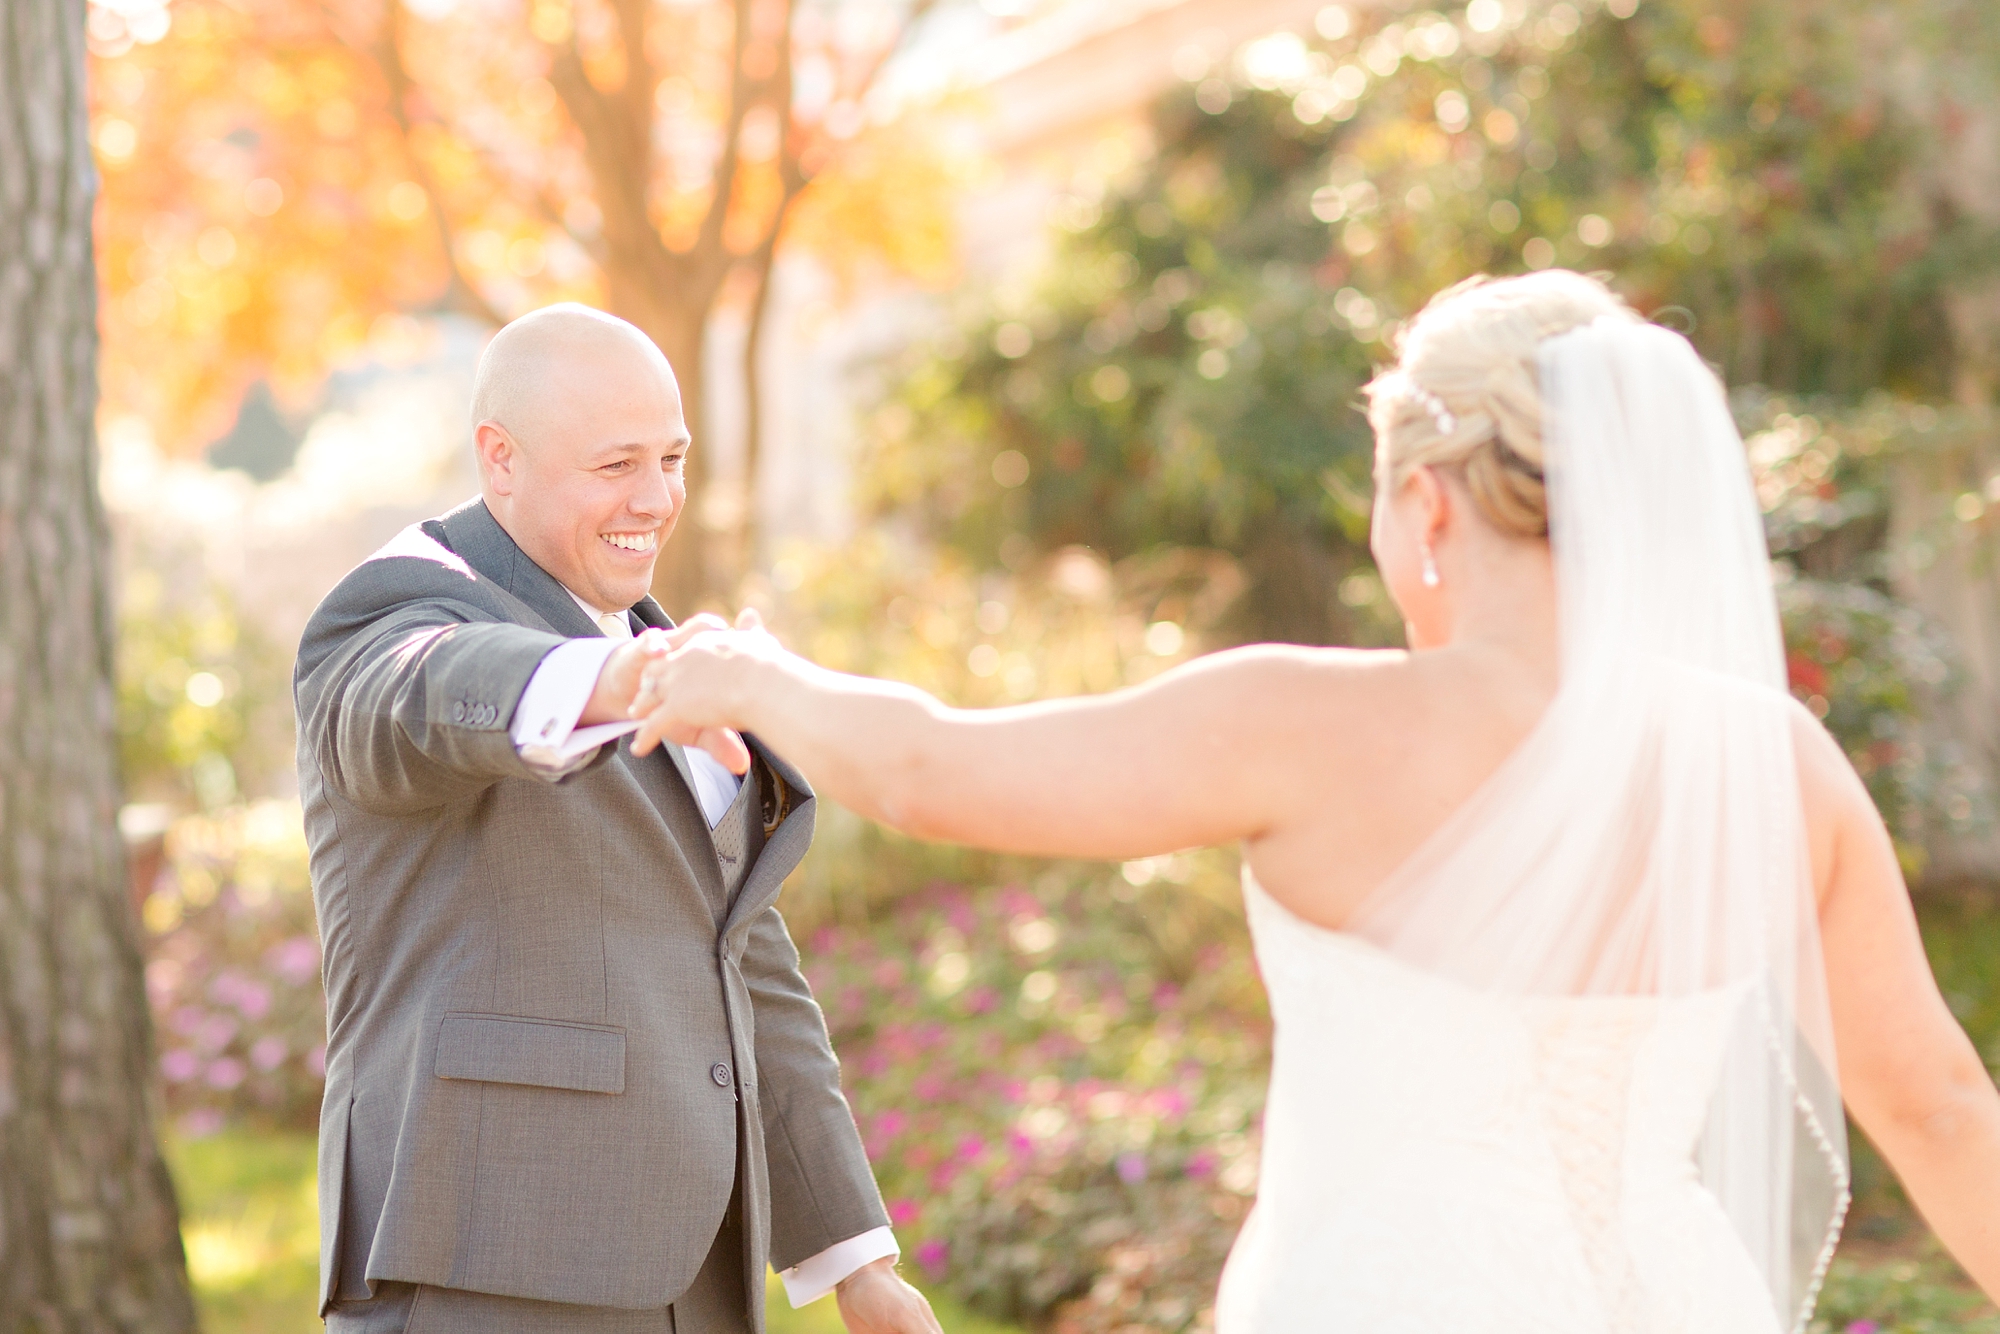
710, 1062, 732, 1087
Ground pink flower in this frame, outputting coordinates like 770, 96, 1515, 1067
914, 1239, 948, 1276
194, 1013, 239, 1054
160, 1049, 200, 1082
887, 1199, 921, 1227
306, 1045, 327, 1077
216, 974, 272, 1021
266, 936, 321, 985
1184, 1151, 1218, 1179
963, 986, 998, 1015
205, 1057, 246, 1090
144, 959, 182, 1005
250, 1036, 288, 1071
1844, 1324, 1879, 1334
1116, 1152, 1147, 1184
179, 1108, 224, 1139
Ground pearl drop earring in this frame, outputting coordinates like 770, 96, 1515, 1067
1421, 544, 1441, 588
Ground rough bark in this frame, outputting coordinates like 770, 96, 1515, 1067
0, 3, 198, 1330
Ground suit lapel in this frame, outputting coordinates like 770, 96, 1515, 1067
435, 498, 602, 640
720, 739, 816, 936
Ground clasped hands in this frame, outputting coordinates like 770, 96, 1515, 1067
580, 609, 778, 773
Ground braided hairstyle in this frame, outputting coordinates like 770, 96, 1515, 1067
1366, 271, 1639, 539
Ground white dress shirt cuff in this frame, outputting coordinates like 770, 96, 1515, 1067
778, 1227, 900, 1307
511, 638, 640, 773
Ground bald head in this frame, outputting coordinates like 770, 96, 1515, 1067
471, 303, 679, 450
470, 303, 692, 613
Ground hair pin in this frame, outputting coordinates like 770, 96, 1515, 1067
1414, 388, 1456, 435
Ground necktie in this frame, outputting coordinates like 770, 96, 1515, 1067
597, 610, 632, 641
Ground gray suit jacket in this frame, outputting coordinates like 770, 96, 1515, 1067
295, 498, 886, 1321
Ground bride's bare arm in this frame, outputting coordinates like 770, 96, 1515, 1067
1803, 715, 2000, 1296
629, 631, 1356, 860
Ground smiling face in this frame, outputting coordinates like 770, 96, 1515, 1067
471, 306, 691, 613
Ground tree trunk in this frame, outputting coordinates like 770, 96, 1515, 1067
634, 306, 716, 618
0, 5, 198, 1330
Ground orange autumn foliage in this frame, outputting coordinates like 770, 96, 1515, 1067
89, 0, 963, 456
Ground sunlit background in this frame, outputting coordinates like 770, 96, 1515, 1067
89, 0, 2000, 1327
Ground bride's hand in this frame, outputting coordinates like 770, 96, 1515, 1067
627, 608, 786, 771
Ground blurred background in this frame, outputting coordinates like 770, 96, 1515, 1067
84, 0, 2000, 1327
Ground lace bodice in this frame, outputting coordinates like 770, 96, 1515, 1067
1215, 876, 1785, 1334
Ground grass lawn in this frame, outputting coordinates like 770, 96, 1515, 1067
164, 1128, 1017, 1334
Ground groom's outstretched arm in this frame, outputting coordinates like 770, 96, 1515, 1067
297, 589, 565, 815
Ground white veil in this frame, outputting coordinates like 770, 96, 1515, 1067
1349, 319, 1848, 1330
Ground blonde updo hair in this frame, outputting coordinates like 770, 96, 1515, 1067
1366, 270, 1640, 539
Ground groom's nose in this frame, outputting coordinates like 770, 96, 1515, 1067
627, 452, 676, 522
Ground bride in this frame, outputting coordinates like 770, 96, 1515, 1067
629, 271, 2000, 1331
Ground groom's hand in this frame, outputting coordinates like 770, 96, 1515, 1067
577, 614, 729, 726
834, 1258, 942, 1334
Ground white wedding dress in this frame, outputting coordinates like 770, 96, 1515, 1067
1212, 317, 1848, 1332
1216, 877, 1781, 1334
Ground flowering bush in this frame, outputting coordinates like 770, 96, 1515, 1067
799, 854, 1269, 1331
1744, 395, 1997, 873
141, 801, 326, 1135
1778, 579, 1990, 872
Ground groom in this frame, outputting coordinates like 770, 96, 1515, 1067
295, 305, 935, 1333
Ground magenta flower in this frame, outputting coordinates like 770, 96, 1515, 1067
1116, 1152, 1147, 1184
1844, 1324, 1879, 1334
266, 935, 321, 985
211, 970, 272, 1020
914, 1239, 948, 1277
887, 1199, 920, 1227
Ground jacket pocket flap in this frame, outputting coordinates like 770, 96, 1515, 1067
434, 1013, 626, 1094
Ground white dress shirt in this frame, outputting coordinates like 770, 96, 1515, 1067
508, 590, 898, 1305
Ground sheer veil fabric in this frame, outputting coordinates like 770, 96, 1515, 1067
1344, 319, 1849, 1328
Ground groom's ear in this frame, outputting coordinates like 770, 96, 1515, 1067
475, 420, 520, 496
